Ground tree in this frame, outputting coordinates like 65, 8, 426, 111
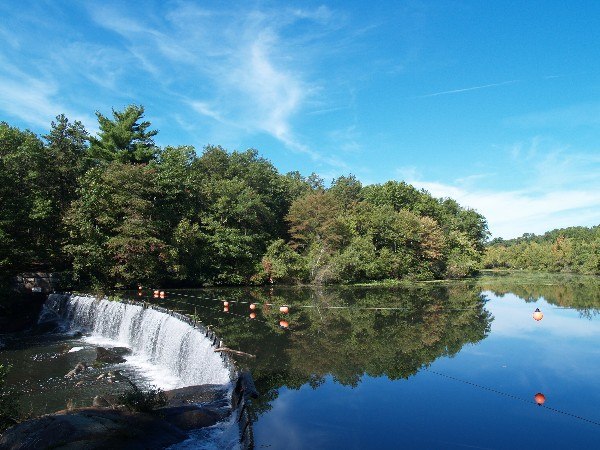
89, 105, 158, 164
64, 163, 169, 287
0, 123, 54, 271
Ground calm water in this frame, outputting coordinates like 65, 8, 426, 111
2, 273, 599, 448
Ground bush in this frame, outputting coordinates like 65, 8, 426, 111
118, 385, 167, 413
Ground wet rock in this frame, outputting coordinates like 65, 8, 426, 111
159, 405, 229, 431
92, 396, 111, 408
96, 347, 126, 364
163, 384, 228, 407
65, 362, 87, 378
111, 346, 131, 356
0, 407, 187, 450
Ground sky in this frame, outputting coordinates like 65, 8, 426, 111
1, 0, 599, 239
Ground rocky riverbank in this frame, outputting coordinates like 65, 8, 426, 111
0, 384, 233, 449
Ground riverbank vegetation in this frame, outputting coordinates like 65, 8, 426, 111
483, 226, 599, 275
2, 105, 490, 288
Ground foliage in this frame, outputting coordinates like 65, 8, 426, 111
1, 106, 493, 288
484, 226, 600, 275
118, 384, 167, 413
89, 105, 158, 164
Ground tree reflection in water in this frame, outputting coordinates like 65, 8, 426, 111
157, 284, 493, 419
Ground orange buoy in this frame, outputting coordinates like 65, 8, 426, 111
153, 290, 159, 295
250, 312, 256, 319
223, 301, 229, 307
279, 306, 289, 314
159, 291, 165, 298
533, 308, 543, 321
534, 393, 546, 405
138, 291, 142, 296
223, 306, 229, 312
138, 285, 142, 290
249, 303, 257, 310
279, 320, 289, 329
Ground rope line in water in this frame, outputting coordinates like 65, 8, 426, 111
139, 287, 483, 313
426, 369, 600, 428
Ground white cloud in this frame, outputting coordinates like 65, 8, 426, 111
411, 180, 600, 239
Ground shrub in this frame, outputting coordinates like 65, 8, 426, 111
119, 385, 167, 413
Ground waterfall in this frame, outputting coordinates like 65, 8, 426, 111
46, 294, 232, 388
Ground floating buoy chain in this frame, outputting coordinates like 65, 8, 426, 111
137, 287, 483, 313
427, 369, 600, 428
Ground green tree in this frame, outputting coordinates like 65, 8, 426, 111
89, 105, 158, 164
64, 163, 169, 287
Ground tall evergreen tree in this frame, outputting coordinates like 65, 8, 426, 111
89, 105, 158, 164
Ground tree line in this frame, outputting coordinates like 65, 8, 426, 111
1, 105, 489, 289
483, 226, 599, 275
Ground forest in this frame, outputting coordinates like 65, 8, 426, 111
2, 105, 488, 288
483, 226, 599, 275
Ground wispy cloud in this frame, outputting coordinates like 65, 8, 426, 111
410, 180, 600, 239
407, 137, 600, 239
0, 55, 96, 130
418, 80, 519, 98
87, 3, 343, 166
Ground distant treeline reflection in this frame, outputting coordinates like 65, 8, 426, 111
478, 272, 600, 318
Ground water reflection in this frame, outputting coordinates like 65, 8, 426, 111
4, 273, 599, 448
151, 284, 493, 418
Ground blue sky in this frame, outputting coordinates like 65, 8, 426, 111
1, 1, 599, 238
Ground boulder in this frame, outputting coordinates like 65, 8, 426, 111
96, 347, 127, 364
158, 405, 229, 431
92, 396, 111, 408
163, 384, 228, 407
0, 407, 187, 450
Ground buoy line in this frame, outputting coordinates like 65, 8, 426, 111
132, 287, 485, 313
426, 369, 600, 428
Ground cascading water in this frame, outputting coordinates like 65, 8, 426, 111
45, 294, 232, 389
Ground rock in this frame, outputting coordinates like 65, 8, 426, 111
159, 405, 229, 431
0, 407, 187, 450
65, 362, 87, 378
163, 384, 229, 407
75, 381, 85, 387
96, 347, 126, 364
92, 396, 111, 407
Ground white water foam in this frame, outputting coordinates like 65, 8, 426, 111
46, 294, 231, 389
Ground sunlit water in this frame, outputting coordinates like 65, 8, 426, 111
2, 273, 599, 449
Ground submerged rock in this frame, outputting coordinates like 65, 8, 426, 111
64, 362, 87, 378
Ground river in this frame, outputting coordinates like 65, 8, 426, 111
2, 272, 599, 448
